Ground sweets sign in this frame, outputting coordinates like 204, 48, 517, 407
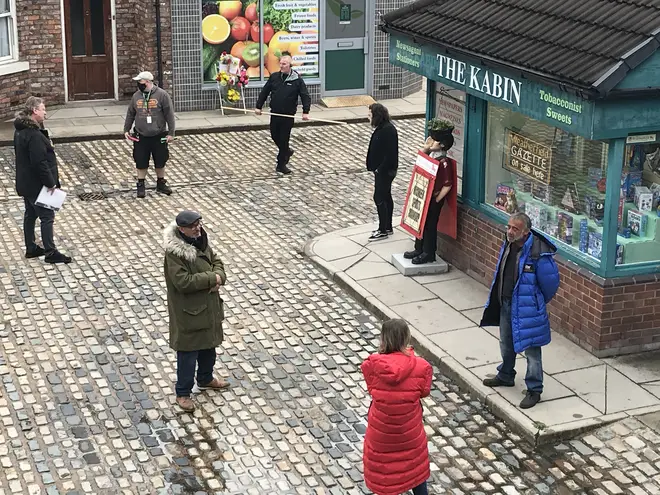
503, 130, 553, 185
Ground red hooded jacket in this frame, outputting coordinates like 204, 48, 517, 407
361, 351, 433, 495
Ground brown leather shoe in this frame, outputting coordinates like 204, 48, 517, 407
176, 396, 195, 412
197, 378, 230, 390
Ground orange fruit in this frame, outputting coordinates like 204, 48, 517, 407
268, 31, 290, 55
202, 15, 230, 44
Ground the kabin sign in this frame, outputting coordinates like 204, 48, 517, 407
503, 130, 553, 185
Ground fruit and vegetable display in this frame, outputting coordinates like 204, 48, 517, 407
202, 0, 319, 83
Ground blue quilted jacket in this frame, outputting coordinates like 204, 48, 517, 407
480, 230, 560, 353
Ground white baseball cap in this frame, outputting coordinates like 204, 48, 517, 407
133, 71, 154, 81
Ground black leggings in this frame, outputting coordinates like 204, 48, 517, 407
374, 172, 395, 231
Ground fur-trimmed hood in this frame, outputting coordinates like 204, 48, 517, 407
163, 221, 200, 262
14, 113, 42, 131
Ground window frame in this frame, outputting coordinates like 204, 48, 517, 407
0, 0, 18, 63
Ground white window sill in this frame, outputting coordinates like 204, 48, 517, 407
0, 60, 29, 77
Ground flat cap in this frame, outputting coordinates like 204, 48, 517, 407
175, 210, 202, 227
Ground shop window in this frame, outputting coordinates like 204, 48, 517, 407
0, 0, 17, 61
435, 84, 465, 196
485, 104, 617, 264
618, 140, 660, 265
201, 0, 319, 84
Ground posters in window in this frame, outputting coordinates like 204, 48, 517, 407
201, 0, 319, 83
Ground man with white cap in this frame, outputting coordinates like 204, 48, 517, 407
123, 71, 176, 198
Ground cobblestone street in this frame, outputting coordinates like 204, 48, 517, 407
2, 119, 660, 495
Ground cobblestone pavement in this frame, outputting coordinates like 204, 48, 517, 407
2, 120, 660, 494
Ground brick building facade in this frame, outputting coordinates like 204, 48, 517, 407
0, 0, 173, 119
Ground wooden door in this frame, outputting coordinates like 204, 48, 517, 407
64, 0, 114, 100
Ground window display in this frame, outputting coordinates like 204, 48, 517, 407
485, 104, 620, 264
435, 84, 464, 195
201, 0, 319, 84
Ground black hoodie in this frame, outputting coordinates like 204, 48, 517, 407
13, 113, 59, 201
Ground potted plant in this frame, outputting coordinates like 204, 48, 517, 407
427, 118, 454, 141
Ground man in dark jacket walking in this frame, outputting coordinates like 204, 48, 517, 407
124, 70, 176, 198
14, 97, 71, 264
480, 212, 560, 409
366, 103, 398, 241
164, 210, 229, 412
255, 53, 311, 174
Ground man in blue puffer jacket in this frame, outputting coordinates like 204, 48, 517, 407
480, 212, 560, 409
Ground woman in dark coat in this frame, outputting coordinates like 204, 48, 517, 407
366, 103, 399, 241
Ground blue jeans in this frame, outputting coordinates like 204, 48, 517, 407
175, 348, 216, 397
496, 298, 543, 394
412, 482, 428, 495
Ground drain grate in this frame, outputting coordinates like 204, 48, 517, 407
77, 191, 107, 201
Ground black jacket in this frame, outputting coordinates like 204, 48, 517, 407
14, 114, 59, 201
256, 70, 311, 116
366, 121, 399, 176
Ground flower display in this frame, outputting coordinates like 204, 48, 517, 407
215, 53, 248, 104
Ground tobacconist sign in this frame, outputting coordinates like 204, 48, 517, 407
503, 130, 552, 184
389, 34, 596, 138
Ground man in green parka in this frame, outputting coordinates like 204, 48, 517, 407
164, 210, 229, 412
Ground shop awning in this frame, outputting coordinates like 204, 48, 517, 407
381, 0, 660, 98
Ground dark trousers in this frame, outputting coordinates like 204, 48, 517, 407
175, 348, 216, 397
414, 197, 443, 255
412, 481, 428, 495
24, 197, 56, 253
269, 116, 294, 167
374, 172, 395, 232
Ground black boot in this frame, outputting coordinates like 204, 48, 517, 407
45, 250, 72, 264
276, 164, 292, 175
404, 249, 422, 260
412, 252, 436, 265
156, 178, 172, 195
26, 245, 46, 258
136, 180, 146, 198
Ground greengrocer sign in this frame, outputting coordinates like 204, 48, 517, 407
389, 35, 595, 137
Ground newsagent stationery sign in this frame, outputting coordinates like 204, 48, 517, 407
401, 152, 438, 238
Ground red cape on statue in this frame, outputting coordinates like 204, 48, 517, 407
437, 157, 458, 239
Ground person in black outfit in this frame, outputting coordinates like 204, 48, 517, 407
366, 103, 399, 241
404, 133, 454, 265
14, 97, 71, 264
255, 53, 311, 174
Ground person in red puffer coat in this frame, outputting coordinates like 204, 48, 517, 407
361, 319, 433, 495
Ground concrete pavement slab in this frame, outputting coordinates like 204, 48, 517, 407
604, 350, 660, 384
360, 274, 435, 307
412, 270, 468, 285
606, 368, 659, 414
554, 364, 607, 413
94, 105, 129, 116
428, 326, 503, 368
48, 107, 97, 118
329, 252, 368, 273
313, 237, 365, 261
346, 258, 400, 280
543, 333, 603, 374
425, 276, 490, 311
522, 396, 602, 427
391, 298, 474, 335
367, 238, 413, 261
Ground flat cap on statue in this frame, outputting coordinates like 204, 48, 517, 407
175, 210, 202, 227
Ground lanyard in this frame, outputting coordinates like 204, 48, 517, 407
143, 90, 152, 114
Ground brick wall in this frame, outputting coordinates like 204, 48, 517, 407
438, 203, 660, 357
0, 0, 174, 120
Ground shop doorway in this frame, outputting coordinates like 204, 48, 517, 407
63, 0, 115, 100
322, 0, 367, 96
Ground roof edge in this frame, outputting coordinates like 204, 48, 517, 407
588, 27, 660, 95
381, 25, 600, 99
381, 0, 436, 24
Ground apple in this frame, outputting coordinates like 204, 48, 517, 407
244, 3, 258, 23
218, 1, 242, 21
250, 22, 274, 43
230, 16, 251, 41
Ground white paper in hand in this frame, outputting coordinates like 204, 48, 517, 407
35, 186, 66, 211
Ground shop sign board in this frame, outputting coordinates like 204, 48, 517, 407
400, 152, 438, 238
389, 34, 595, 137
503, 130, 553, 184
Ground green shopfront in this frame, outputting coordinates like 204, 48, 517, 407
386, 32, 660, 357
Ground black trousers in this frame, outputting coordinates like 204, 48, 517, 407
175, 348, 216, 397
415, 197, 444, 255
133, 133, 169, 169
24, 197, 56, 253
269, 116, 294, 167
374, 172, 395, 231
